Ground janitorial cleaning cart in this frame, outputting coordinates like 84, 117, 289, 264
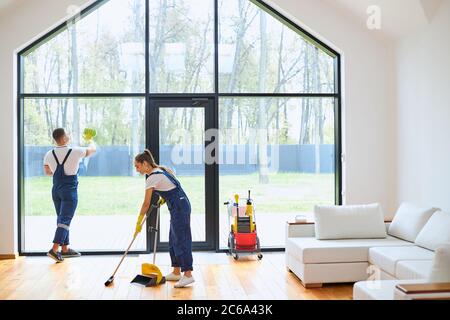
224, 190, 262, 260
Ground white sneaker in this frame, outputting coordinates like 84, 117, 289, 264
165, 272, 182, 281
174, 275, 195, 288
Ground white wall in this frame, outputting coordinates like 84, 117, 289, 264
268, 0, 397, 216
396, 0, 450, 212
0, 0, 397, 254
0, 0, 91, 255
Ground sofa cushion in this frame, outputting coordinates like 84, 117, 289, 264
428, 243, 450, 282
286, 236, 414, 264
314, 203, 387, 240
369, 246, 434, 276
388, 203, 437, 242
395, 260, 433, 280
415, 211, 450, 251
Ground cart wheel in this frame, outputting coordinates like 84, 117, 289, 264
228, 233, 236, 257
256, 237, 262, 260
233, 253, 239, 260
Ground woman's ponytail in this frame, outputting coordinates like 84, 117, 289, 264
135, 149, 175, 175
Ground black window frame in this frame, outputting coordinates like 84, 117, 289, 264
17, 0, 342, 256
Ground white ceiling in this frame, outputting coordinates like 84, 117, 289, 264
0, 0, 14, 11
0, 0, 443, 40
322, 0, 443, 40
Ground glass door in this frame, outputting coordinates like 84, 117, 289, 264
148, 98, 216, 251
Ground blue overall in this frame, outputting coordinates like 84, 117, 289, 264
149, 170, 193, 272
51, 149, 78, 246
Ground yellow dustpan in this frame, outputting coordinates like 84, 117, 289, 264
132, 198, 166, 287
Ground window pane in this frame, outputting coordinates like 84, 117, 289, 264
149, 0, 214, 93
219, 97, 335, 248
23, 0, 145, 94
158, 107, 206, 242
23, 98, 145, 252
218, 0, 335, 94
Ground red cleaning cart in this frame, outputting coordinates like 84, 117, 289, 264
224, 191, 262, 260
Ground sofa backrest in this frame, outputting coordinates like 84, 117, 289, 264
388, 203, 438, 242
415, 210, 450, 251
314, 203, 386, 240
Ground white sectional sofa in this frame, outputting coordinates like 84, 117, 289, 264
285, 203, 450, 298
286, 221, 418, 287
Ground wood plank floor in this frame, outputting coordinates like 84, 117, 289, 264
0, 253, 353, 300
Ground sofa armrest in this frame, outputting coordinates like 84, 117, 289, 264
396, 283, 450, 295
394, 283, 450, 300
286, 221, 315, 238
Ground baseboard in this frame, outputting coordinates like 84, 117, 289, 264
0, 253, 18, 260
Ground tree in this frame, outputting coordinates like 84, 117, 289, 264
70, 23, 80, 145
257, 10, 269, 184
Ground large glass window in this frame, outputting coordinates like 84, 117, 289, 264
23, 0, 145, 94
219, 97, 335, 248
149, 0, 214, 93
23, 98, 145, 252
19, 0, 340, 253
218, 0, 335, 94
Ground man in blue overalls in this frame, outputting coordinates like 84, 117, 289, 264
134, 150, 194, 288
43, 128, 96, 262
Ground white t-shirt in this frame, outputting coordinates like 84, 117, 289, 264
43, 146, 87, 175
145, 168, 176, 191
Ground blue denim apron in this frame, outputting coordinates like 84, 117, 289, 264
51, 149, 78, 246
149, 169, 193, 272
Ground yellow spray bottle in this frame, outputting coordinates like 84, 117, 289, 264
233, 194, 239, 233
246, 190, 255, 232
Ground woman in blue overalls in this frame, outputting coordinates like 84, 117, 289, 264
134, 149, 194, 288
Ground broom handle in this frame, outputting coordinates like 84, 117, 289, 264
153, 205, 160, 265
111, 205, 153, 277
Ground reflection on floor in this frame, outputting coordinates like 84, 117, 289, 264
0, 252, 352, 300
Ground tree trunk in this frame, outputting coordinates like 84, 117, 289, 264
149, 0, 168, 93
70, 24, 80, 145
224, 0, 249, 141
313, 47, 321, 174
257, 11, 269, 184
130, 0, 143, 176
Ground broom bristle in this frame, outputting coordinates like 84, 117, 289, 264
104, 277, 114, 286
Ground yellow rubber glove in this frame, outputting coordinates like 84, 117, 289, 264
158, 197, 166, 206
134, 214, 145, 237
82, 128, 97, 144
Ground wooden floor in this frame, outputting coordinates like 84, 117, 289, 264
0, 253, 353, 300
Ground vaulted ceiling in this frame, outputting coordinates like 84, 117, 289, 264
1, 0, 444, 41
322, 0, 444, 40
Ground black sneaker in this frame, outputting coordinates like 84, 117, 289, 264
47, 249, 64, 263
61, 248, 81, 258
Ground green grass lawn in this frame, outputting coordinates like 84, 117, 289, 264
24, 173, 334, 216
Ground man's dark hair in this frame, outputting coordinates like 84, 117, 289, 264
52, 128, 66, 142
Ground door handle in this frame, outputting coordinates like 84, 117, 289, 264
192, 98, 208, 106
